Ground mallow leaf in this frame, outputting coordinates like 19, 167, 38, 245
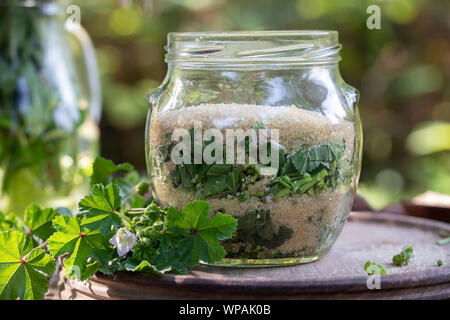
24, 205, 59, 243
48, 215, 112, 281
79, 184, 122, 238
0, 231, 56, 300
167, 201, 237, 267
90, 157, 152, 209
123, 259, 164, 274
90, 157, 134, 186
152, 236, 187, 274
0, 212, 22, 231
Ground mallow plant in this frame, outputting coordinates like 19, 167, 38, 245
0, 157, 237, 300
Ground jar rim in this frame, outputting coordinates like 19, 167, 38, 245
165, 30, 341, 67
168, 30, 338, 39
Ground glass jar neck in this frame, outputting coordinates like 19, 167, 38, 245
164, 64, 343, 90
165, 31, 342, 69
156, 62, 347, 117
168, 62, 340, 72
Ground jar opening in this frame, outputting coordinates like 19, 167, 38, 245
166, 31, 341, 67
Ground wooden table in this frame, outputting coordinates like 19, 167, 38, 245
53, 211, 450, 300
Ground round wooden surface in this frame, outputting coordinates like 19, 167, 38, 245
56, 211, 450, 300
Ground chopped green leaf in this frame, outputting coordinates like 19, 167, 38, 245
235, 209, 292, 249
254, 121, 266, 129
291, 142, 344, 175
196, 175, 229, 199
392, 246, 413, 266
437, 259, 443, 267
364, 261, 387, 276
436, 237, 450, 246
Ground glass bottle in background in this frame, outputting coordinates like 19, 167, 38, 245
0, 0, 101, 215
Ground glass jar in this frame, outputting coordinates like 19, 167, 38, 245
0, 0, 101, 215
146, 31, 362, 266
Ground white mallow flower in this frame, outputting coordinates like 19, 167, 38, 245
109, 228, 137, 257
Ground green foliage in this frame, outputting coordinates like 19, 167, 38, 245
364, 261, 387, 276
48, 215, 112, 281
0, 156, 236, 299
166, 126, 348, 200
126, 200, 237, 274
234, 209, 292, 249
167, 201, 237, 267
126, 202, 175, 273
79, 183, 122, 238
24, 205, 59, 244
91, 157, 134, 186
136, 182, 150, 196
0, 231, 55, 300
0, 211, 22, 231
91, 157, 151, 208
170, 157, 248, 200
152, 237, 188, 274
164, 127, 264, 199
123, 259, 163, 274
196, 166, 243, 199
392, 246, 414, 266
0, 6, 88, 214
269, 141, 348, 198
291, 142, 344, 174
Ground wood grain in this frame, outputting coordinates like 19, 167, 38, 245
56, 211, 450, 300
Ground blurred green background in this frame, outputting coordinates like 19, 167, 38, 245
72, 0, 450, 210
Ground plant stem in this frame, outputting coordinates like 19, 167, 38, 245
22, 240, 49, 262
122, 186, 138, 202
436, 237, 450, 246
128, 208, 146, 214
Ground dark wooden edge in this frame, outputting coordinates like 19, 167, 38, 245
348, 211, 450, 232
82, 212, 450, 295
401, 201, 450, 223
59, 264, 450, 300
91, 267, 450, 295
